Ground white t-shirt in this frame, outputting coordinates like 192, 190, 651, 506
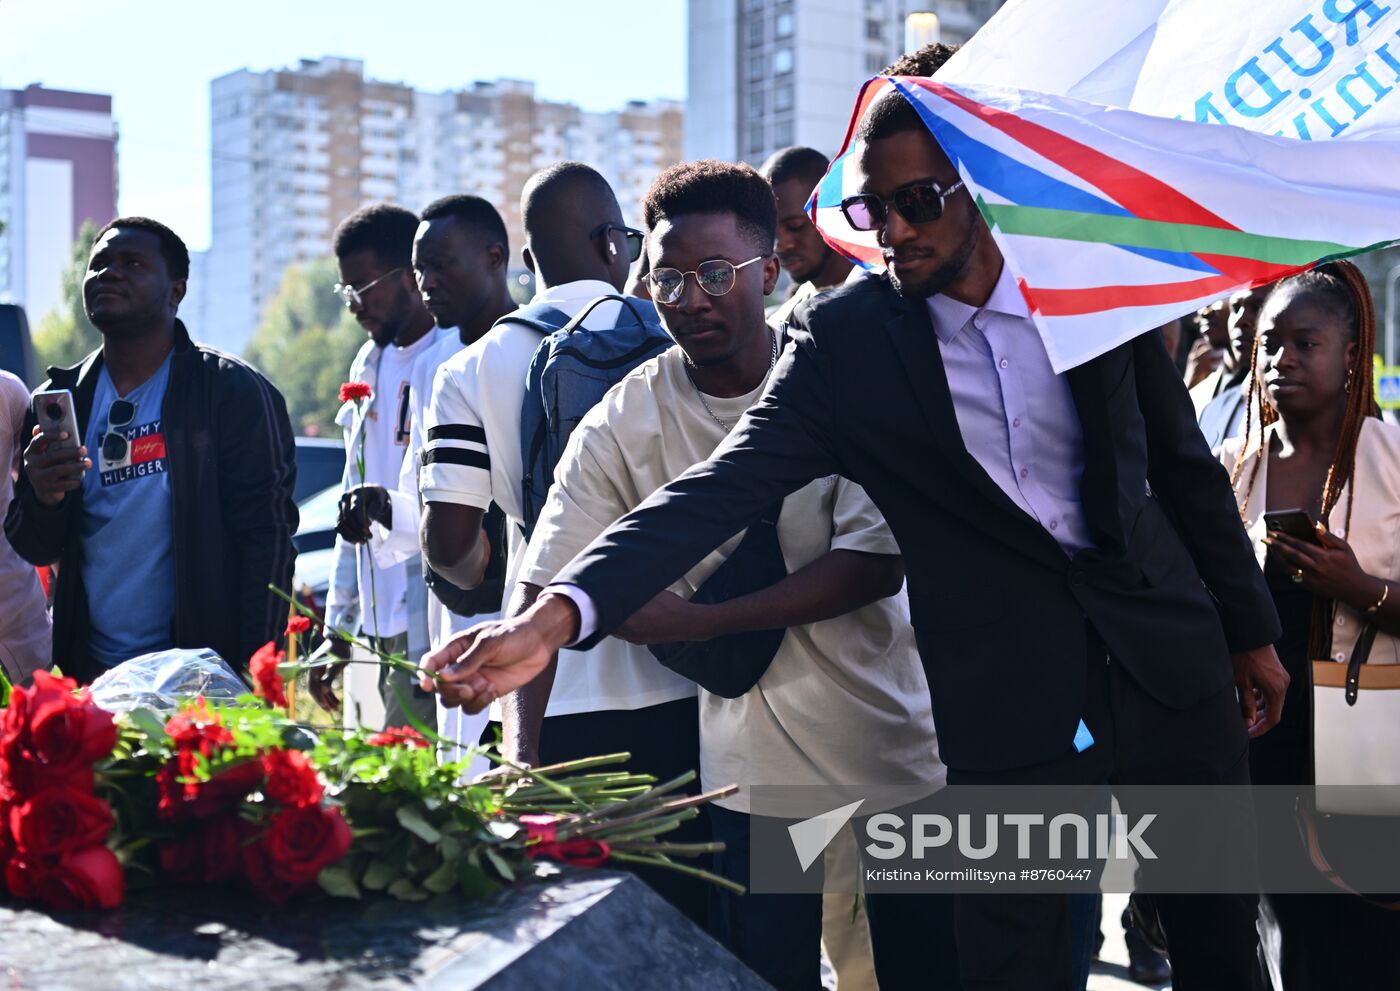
347, 330, 440, 638
420, 280, 696, 715
518, 346, 943, 814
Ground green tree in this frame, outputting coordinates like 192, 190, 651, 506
32, 221, 101, 371
244, 256, 366, 436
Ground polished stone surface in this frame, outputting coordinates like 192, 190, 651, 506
0, 869, 771, 990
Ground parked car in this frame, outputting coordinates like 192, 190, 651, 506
0, 305, 38, 387
293, 436, 345, 505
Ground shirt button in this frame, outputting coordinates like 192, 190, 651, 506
1335, 652, 1347, 662
973, 312, 986, 330
1020, 468, 1029, 479
1336, 615, 1346, 628
999, 358, 1009, 369
1012, 417, 1021, 428
1050, 520, 1059, 530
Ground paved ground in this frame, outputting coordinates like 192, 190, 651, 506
1089, 892, 1171, 990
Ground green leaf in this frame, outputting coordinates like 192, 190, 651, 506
318, 865, 361, 900
386, 878, 429, 902
458, 861, 500, 899
439, 834, 463, 861
422, 859, 459, 894
395, 804, 442, 843
0, 667, 10, 707
361, 857, 399, 891
125, 706, 169, 740
483, 847, 516, 882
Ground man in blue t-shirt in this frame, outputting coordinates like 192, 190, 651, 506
6, 217, 298, 683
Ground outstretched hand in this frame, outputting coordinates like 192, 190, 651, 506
420, 592, 580, 713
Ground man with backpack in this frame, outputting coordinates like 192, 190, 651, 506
418, 162, 704, 923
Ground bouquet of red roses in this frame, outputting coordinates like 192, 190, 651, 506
0, 660, 736, 912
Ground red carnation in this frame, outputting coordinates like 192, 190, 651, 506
5, 844, 125, 911
8, 786, 114, 857
241, 805, 352, 904
366, 727, 431, 749
338, 381, 372, 403
249, 641, 289, 709
157, 758, 264, 822
261, 749, 323, 809
285, 615, 313, 636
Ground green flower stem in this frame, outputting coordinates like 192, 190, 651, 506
609, 841, 726, 857
607, 850, 746, 896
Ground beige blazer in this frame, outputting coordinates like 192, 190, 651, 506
1221, 417, 1400, 666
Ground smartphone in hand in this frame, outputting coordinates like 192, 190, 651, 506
32, 389, 81, 449
1262, 508, 1321, 545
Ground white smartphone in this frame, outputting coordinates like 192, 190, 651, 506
32, 389, 82, 450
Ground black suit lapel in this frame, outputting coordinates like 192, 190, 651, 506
882, 294, 1064, 569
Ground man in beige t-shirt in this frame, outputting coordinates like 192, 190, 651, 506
0, 370, 51, 682
510, 161, 952, 990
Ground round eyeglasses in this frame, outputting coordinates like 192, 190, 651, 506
647, 256, 764, 305
332, 267, 404, 308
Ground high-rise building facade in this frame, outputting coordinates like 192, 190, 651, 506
0, 85, 118, 322
686, 0, 1005, 166
206, 58, 682, 354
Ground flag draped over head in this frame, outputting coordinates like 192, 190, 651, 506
809, 0, 1400, 371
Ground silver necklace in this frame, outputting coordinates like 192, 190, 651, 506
686, 328, 779, 431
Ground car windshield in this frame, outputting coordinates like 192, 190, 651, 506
297, 485, 341, 535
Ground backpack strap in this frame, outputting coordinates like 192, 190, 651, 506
559, 294, 657, 335
494, 303, 572, 337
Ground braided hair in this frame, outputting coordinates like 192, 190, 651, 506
1231, 260, 1379, 660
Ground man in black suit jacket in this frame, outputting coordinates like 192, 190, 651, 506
423, 95, 1287, 989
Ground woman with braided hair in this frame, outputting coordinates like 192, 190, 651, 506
1220, 259, 1400, 988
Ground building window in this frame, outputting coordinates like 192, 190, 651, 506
774, 82, 794, 112
866, 19, 883, 40
745, 0, 764, 8
774, 47, 793, 75
775, 11, 793, 38
749, 89, 765, 118
749, 53, 766, 82
748, 15, 764, 46
774, 119, 794, 147
748, 122, 765, 156
867, 53, 887, 74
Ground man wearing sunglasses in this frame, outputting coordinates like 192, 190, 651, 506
321, 204, 450, 728
423, 90, 1287, 989
6, 217, 297, 684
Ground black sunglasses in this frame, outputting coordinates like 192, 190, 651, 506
102, 398, 137, 464
590, 222, 645, 263
840, 178, 966, 231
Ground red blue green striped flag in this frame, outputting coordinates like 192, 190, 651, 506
809, 75, 1400, 371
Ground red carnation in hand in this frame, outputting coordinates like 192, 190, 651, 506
285, 615, 313, 636
249, 641, 289, 709
5, 844, 125, 911
366, 726, 431, 749
338, 381, 372, 403
261, 749, 323, 809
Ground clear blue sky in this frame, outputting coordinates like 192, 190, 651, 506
0, 0, 687, 250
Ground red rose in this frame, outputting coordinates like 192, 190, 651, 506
261, 749, 323, 808
285, 615, 312, 636
338, 381, 372, 403
0, 672, 116, 799
6, 844, 124, 910
249, 641, 289, 709
366, 727, 431, 749
8, 786, 113, 857
242, 805, 352, 904
160, 816, 241, 884
157, 758, 264, 821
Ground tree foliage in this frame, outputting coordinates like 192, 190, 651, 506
32, 221, 101, 372
243, 257, 366, 436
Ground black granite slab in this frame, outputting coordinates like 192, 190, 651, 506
0, 869, 771, 990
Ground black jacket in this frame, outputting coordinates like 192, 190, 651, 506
4, 321, 298, 684
556, 275, 1281, 772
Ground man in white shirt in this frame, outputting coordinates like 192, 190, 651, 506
419, 162, 704, 924
318, 204, 449, 729
339, 194, 517, 770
